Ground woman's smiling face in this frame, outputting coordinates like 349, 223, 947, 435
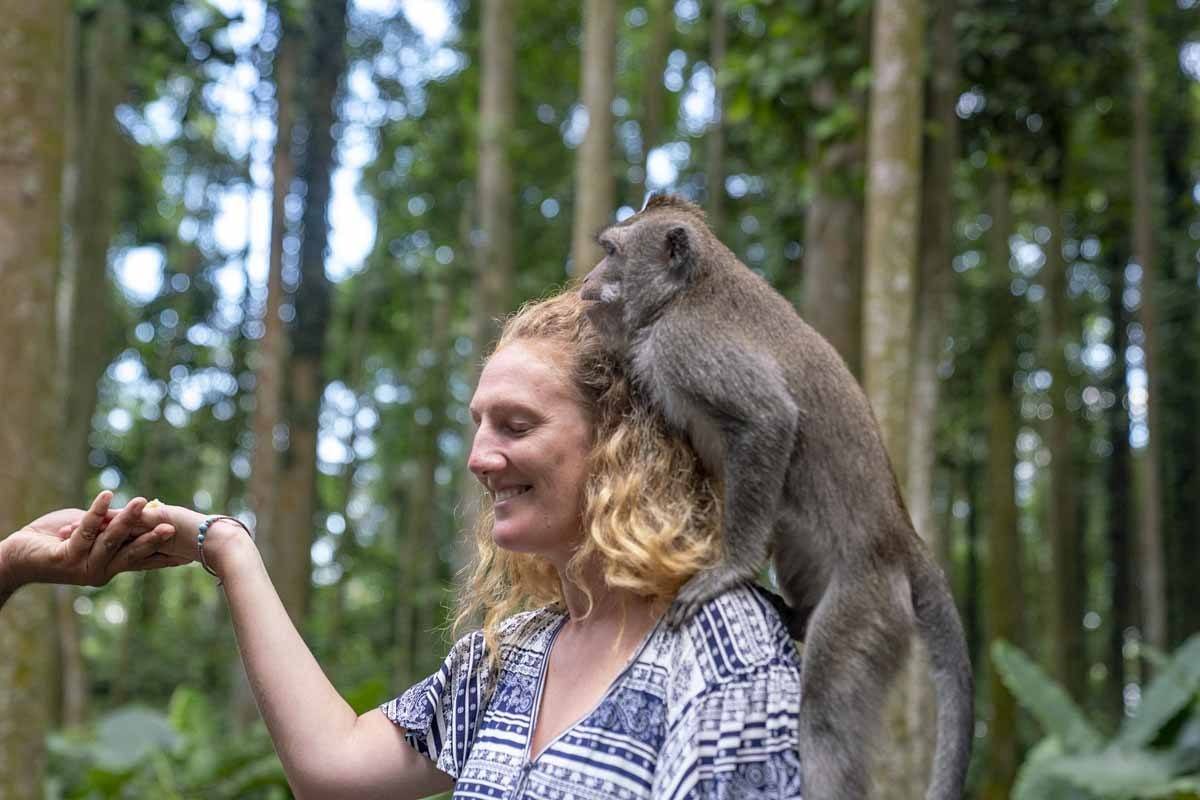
467, 340, 593, 566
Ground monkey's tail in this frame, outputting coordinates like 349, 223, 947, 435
912, 555, 974, 800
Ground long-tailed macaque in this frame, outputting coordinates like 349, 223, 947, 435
579, 194, 973, 800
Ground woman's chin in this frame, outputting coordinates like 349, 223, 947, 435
490, 525, 536, 553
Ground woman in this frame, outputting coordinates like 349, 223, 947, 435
38, 290, 804, 798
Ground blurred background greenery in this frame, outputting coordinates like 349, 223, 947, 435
0, 0, 1198, 797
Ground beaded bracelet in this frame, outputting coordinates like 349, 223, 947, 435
197, 515, 255, 585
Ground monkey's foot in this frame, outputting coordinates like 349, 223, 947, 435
666, 570, 746, 629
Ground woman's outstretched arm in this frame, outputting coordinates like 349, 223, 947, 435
148, 505, 454, 800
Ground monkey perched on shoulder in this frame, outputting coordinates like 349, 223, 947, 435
579, 194, 973, 800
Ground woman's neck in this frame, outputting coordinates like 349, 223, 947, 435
556, 560, 658, 636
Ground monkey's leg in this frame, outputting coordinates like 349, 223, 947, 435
771, 514, 826, 642
797, 572, 913, 800
665, 397, 797, 628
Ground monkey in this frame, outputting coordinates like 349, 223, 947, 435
578, 194, 973, 800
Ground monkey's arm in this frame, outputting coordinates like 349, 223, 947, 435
652, 342, 798, 627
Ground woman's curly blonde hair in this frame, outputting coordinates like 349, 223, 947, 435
453, 289, 723, 657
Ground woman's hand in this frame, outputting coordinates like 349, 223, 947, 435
0, 492, 187, 592
137, 503, 255, 579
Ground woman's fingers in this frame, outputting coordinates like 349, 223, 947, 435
65, 491, 113, 560
126, 553, 192, 572
105, 524, 180, 576
91, 497, 147, 573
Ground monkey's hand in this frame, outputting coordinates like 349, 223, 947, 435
666, 567, 750, 629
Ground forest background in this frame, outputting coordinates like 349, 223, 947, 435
1, 0, 1198, 798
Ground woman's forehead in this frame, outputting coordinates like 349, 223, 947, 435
472, 340, 578, 410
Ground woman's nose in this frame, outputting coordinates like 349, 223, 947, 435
467, 431, 505, 478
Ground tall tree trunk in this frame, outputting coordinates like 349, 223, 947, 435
227, 245, 258, 727
475, 0, 515, 358
570, 0, 616, 274
1154, 27, 1196, 650
1107, 261, 1134, 721
1129, 0, 1167, 656
457, 0, 517, 564
54, 0, 130, 727
631, 0, 672, 205
58, 3, 127, 513
800, 9, 869, 378
396, 275, 452, 688
801, 136, 864, 378
861, 0, 929, 794
0, 1, 67, 794
273, 0, 347, 622
235, 14, 302, 727
704, 1, 727, 234
1041, 201, 1086, 701
249, 16, 299, 618
907, 0, 958, 557
964, 458, 982, 675
980, 166, 1021, 800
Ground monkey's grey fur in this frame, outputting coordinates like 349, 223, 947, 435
579, 194, 973, 800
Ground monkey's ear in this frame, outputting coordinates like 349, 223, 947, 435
665, 226, 698, 280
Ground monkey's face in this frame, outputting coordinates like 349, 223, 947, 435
580, 215, 700, 337
467, 341, 593, 568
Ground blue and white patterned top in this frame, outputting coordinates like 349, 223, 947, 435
381, 583, 804, 799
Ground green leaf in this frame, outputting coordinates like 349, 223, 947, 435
1013, 738, 1075, 800
167, 686, 217, 741
1137, 776, 1200, 799
727, 90, 753, 124
1118, 635, 1200, 749
1050, 749, 1179, 797
90, 706, 181, 772
992, 640, 1105, 752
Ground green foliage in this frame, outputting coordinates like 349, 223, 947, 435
993, 636, 1200, 800
991, 640, 1105, 752
1118, 637, 1200, 750
46, 688, 288, 799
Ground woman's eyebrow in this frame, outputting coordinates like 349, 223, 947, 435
474, 399, 540, 418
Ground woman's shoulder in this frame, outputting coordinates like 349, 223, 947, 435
494, 604, 565, 649
439, 604, 565, 670
656, 582, 801, 687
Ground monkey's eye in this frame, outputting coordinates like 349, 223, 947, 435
601, 240, 616, 257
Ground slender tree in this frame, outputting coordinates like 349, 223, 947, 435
53, 0, 131, 726
249, 9, 300, 619
236, 6, 302, 727
705, 1, 727, 233
631, 0, 673, 205
980, 165, 1021, 800
396, 270, 452, 687
458, 0, 517, 565
907, 0, 959, 560
861, 0, 931, 793
570, 0, 616, 274
1041, 199, 1086, 701
0, 1, 67, 795
801, 133, 864, 377
1107, 255, 1134, 720
273, 0, 348, 621
474, 0, 516, 357
800, 6, 869, 378
1128, 0, 1167, 656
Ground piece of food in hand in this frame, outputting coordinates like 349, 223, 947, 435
145, 499, 163, 509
